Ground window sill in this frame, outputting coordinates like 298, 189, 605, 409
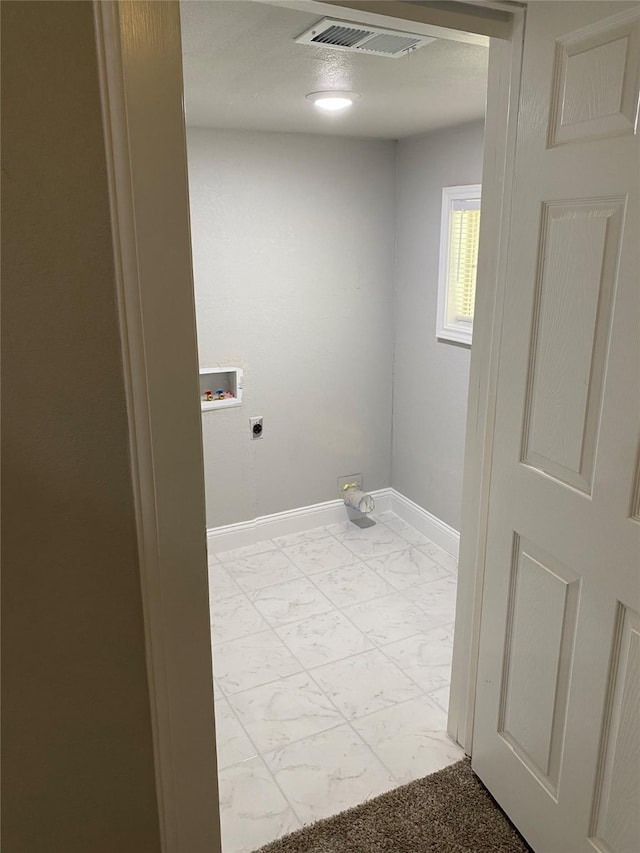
436, 326, 473, 347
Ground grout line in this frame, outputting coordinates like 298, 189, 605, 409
218, 657, 333, 702
254, 752, 305, 829
303, 573, 456, 695
258, 717, 349, 761
212, 569, 456, 682
260, 716, 349, 764
212, 621, 285, 649
221, 669, 356, 818
210, 601, 324, 822
225, 704, 348, 764
242, 675, 447, 766
375, 641, 453, 696
215, 539, 277, 563
259, 721, 351, 826
342, 715, 401, 784
213, 696, 262, 769
216, 678, 347, 797
212, 627, 306, 697
211, 515, 459, 845
219, 531, 348, 592
215, 608, 446, 713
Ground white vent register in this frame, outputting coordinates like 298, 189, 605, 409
295, 18, 435, 58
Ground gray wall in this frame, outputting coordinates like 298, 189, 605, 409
189, 123, 484, 532
392, 121, 484, 530
187, 129, 396, 527
1, 3, 161, 850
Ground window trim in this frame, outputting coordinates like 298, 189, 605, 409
436, 183, 482, 347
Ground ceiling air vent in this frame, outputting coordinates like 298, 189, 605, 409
295, 18, 435, 58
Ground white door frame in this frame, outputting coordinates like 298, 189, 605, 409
94, 1, 526, 850
94, 3, 221, 852
449, 7, 525, 753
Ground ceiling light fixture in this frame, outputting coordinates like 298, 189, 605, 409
306, 91, 360, 112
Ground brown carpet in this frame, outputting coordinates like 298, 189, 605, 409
256, 759, 532, 853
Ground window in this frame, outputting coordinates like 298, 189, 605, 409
436, 184, 482, 346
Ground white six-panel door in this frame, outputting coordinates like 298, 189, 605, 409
473, 3, 640, 852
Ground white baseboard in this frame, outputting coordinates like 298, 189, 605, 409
390, 490, 460, 559
207, 487, 459, 558
207, 488, 393, 555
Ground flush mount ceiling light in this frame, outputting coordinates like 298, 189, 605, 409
306, 91, 360, 112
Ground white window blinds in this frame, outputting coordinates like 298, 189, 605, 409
437, 185, 482, 345
448, 200, 481, 322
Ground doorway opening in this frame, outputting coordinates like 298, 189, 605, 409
179, 3, 488, 849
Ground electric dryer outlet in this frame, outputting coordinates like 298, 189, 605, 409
249, 416, 263, 439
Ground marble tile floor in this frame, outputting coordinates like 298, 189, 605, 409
209, 511, 464, 853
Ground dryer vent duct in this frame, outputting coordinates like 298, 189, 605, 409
295, 18, 436, 58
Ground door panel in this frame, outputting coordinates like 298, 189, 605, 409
548, 12, 640, 145
473, 4, 640, 852
591, 605, 640, 853
522, 198, 624, 494
499, 537, 580, 798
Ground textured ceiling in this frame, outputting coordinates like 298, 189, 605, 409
180, 1, 489, 139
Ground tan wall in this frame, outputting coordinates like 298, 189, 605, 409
1, 3, 161, 851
